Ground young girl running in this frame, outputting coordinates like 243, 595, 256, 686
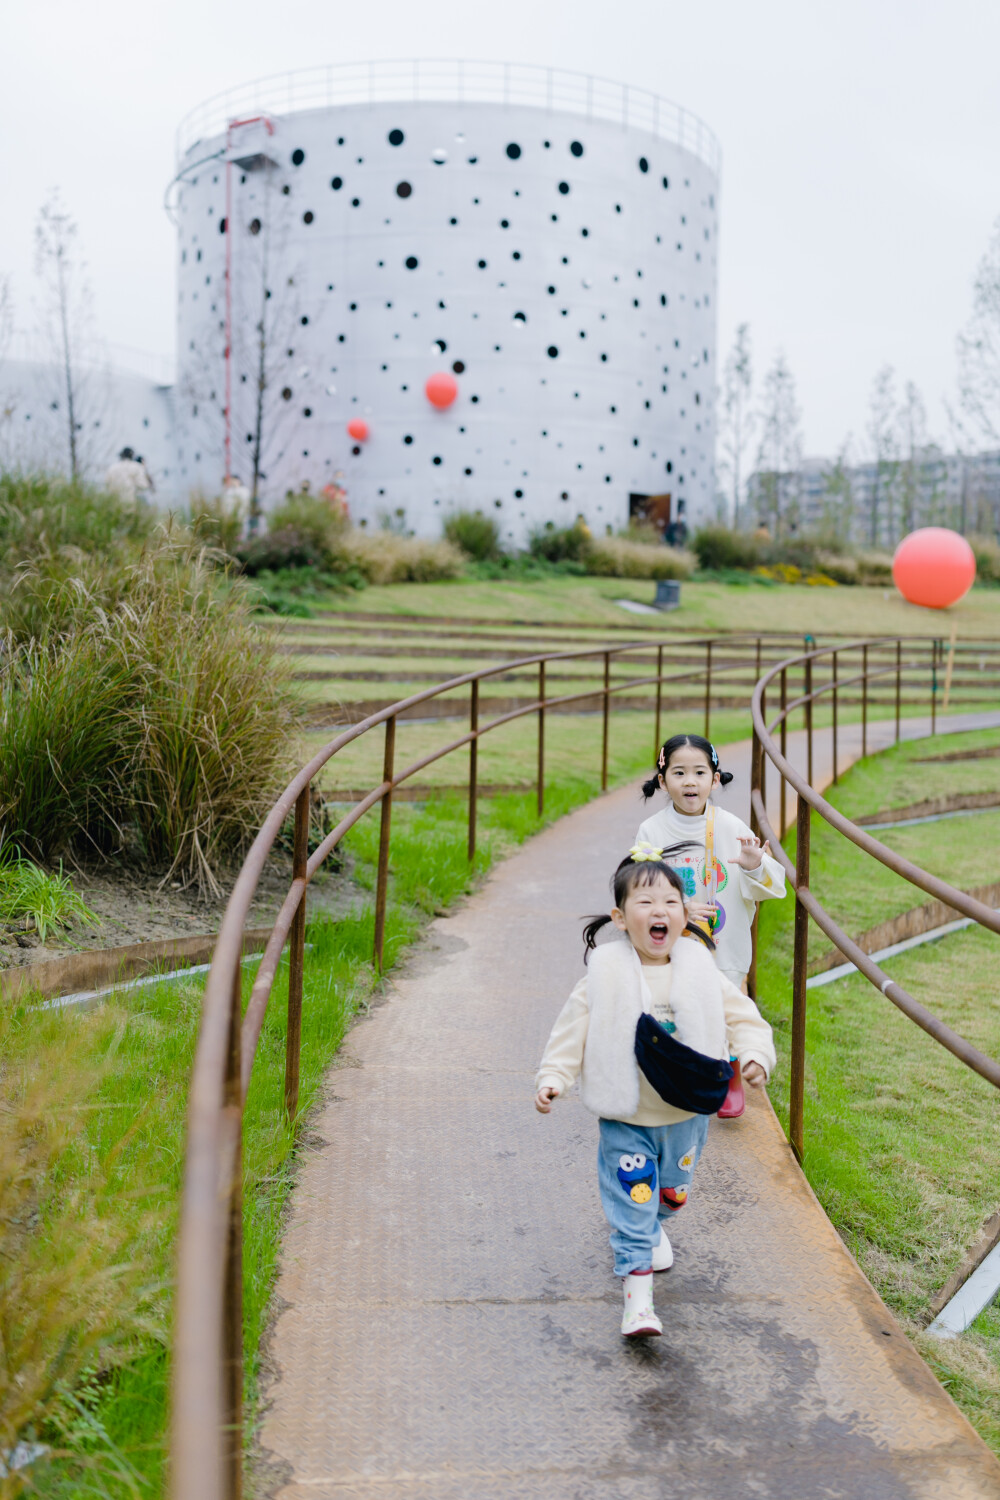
534, 847, 776, 1338
634, 734, 786, 990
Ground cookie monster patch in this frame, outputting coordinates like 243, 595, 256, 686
676, 1149, 696, 1172
617, 1152, 656, 1204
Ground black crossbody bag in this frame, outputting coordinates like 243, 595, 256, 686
634, 1012, 734, 1115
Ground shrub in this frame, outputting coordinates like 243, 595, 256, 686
0, 545, 302, 891
443, 509, 503, 561
970, 534, 1000, 585
0, 472, 156, 562
618, 520, 665, 547
237, 525, 329, 575
188, 491, 244, 555
528, 519, 591, 563
583, 538, 695, 579
333, 530, 464, 585
692, 525, 761, 572
854, 550, 894, 585
0, 849, 97, 940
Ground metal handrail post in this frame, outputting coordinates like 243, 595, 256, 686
467, 680, 478, 861
779, 667, 788, 839
284, 784, 310, 1120
748, 726, 762, 999
895, 639, 902, 743
790, 792, 811, 1163
704, 640, 712, 739
601, 652, 610, 791
537, 660, 546, 817
373, 715, 396, 969
224, 964, 244, 1499
805, 656, 813, 788
931, 638, 938, 736
862, 644, 868, 758
654, 643, 663, 757
831, 651, 838, 786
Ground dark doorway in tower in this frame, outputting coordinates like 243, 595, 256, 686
629, 492, 672, 536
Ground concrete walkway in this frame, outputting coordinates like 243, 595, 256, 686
257, 714, 1000, 1500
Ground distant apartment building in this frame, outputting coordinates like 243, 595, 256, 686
747, 447, 1000, 548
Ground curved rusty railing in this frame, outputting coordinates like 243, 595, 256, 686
749, 639, 1000, 1167
172, 626, 1000, 1498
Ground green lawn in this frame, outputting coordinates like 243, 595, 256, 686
757, 728, 1000, 1453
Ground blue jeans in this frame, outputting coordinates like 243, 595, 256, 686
597, 1115, 710, 1276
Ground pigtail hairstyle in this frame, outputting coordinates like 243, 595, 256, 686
641, 732, 735, 799
582, 842, 715, 960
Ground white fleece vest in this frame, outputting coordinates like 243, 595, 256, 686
579, 937, 727, 1120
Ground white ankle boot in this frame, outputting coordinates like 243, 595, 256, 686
621, 1272, 662, 1338
651, 1225, 673, 1272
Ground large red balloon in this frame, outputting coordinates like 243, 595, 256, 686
425, 371, 458, 409
346, 418, 369, 442
892, 527, 976, 609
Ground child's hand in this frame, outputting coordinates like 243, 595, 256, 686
729, 834, 769, 871
535, 1085, 559, 1114
743, 1061, 767, 1089
686, 900, 717, 922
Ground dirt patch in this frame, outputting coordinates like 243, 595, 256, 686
0, 854, 359, 973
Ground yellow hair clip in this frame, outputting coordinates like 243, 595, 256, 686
628, 843, 664, 863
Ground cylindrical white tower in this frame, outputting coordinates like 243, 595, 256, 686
171, 62, 720, 543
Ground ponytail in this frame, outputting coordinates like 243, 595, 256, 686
582, 913, 614, 956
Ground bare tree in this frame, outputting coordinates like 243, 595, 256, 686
957, 216, 1000, 445
754, 353, 802, 538
819, 440, 855, 546
717, 323, 754, 528
34, 193, 94, 479
865, 365, 898, 546
896, 380, 927, 535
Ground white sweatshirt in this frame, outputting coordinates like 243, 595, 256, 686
536, 954, 776, 1127
635, 801, 786, 981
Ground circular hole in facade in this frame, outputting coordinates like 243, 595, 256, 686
352, 445, 361, 455
303, 407, 312, 417
581, 228, 589, 237
558, 181, 570, 194
303, 211, 314, 224
662, 176, 670, 189
477, 259, 487, 269
494, 498, 502, 508
388, 128, 404, 146
666, 460, 673, 473
513, 311, 527, 322
281, 387, 292, 400
500, 218, 509, 228
403, 434, 413, 444
470, 394, 480, 403
249, 218, 261, 235
547, 285, 556, 294
282, 185, 290, 195
219, 218, 227, 233
432, 148, 447, 164
639, 156, 649, 173
600, 352, 607, 362
301, 315, 309, 325
405, 255, 419, 269
449, 216, 457, 224
452, 359, 465, 373
351, 198, 360, 207
506, 142, 521, 159
514, 489, 523, 498
660, 294, 667, 306
512, 250, 521, 259
396, 181, 412, 198
547, 346, 559, 358
433, 338, 447, 353
331, 176, 343, 190
432, 455, 442, 465
570, 140, 584, 157
291, 148, 305, 166
561, 490, 569, 499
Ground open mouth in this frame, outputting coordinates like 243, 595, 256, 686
648, 923, 668, 943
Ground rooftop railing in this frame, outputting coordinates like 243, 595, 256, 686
175, 59, 722, 177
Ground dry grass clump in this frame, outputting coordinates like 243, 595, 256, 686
0, 537, 302, 894
583, 537, 695, 580
0, 1005, 164, 1498
337, 529, 464, 584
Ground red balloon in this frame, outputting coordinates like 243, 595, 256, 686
892, 527, 976, 609
346, 418, 369, 442
425, 371, 458, 409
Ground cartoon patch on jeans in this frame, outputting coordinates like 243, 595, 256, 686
676, 1149, 696, 1172
660, 1185, 688, 1212
617, 1153, 655, 1204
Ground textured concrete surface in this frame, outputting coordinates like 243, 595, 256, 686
256, 713, 1000, 1499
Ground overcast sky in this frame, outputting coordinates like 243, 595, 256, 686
3, 0, 998, 458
